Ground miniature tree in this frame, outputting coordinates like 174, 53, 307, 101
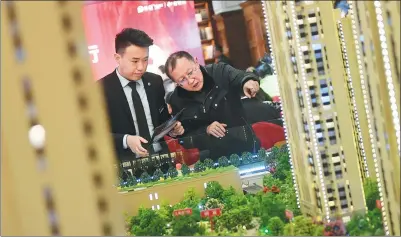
263, 173, 283, 187
181, 164, 191, 176
130, 207, 167, 236
194, 161, 206, 173
345, 208, 384, 236
265, 146, 280, 168
205, 181, 224, 199
127, 174, 138, 187
221, 186, 237, 202
203, 158, 214, 169
374, 228, 385, 236
174, 188, 202, 222
229, 154, 241, 167
167, 166, 178, 178
272, 151, 291, 181
267, 217, 285, 236
181, 187, 201, 209
157, 200, 174, 223
271, 145, 281, 156
205, 198, 224, 210
147, 158, 156, 171
313, 225, 325, 236
264, 151, 276, 168
241, 152, 252, 164
152, 168, 164, 182
280, 143, 289, 154
257, 148, 267, 162
367, 208, 384, 234
225, 193, 248, 210
141, 160, 151, 172
171, 215, 205, 236
260, 140, 303, 219
260, 192, 287, 225
217, 156, 229, 167
287, 216, 319, 236
363, 177, 380, 211
140, 171, 151, 184
118, 176, 127, 188
217, 206, 252, 231
247, 194, 262, 217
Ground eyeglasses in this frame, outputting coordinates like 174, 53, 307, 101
177, 65, 199, 86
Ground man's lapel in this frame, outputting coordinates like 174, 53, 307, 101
142, 73, 159, 127
110, 71, 136, 130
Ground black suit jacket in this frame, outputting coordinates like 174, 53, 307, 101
169, 63, 258, 136
98, 70, 170, 160
169, 63, 260, 160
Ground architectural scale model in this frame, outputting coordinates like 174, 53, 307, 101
1, 0, 399, 236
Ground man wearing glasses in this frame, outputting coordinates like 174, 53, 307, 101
164, 51, 260, 160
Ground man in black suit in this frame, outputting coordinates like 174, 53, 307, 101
98, 28, 184, 163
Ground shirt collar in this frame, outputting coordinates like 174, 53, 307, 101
116, 68, 143, 88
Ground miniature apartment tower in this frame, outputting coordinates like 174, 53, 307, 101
263, 1, 367, 223
346, 1, 400, 235
1, 1, 125, 235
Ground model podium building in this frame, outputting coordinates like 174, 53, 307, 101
1, 1, 125, 235
119, 167, 243, 216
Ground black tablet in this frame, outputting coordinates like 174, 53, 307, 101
150, 108, 186, 143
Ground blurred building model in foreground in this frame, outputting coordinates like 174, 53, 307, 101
346, 1, 400, 235
1, 1, 125, 235
264, 0, 368, 224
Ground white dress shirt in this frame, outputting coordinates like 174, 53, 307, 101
116, 69, 160, 153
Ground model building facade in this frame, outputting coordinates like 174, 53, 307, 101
347, 1, 400, 235
1, 1, 125, 235
264, 0, 367, 223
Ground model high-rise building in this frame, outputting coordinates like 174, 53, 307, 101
1, 1, 125, 235
263, 1, 368, 223
345, 1, 400, 235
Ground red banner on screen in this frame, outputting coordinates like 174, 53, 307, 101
82, 1, 204, 80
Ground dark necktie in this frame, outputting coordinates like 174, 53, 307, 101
127, 81, 151, 142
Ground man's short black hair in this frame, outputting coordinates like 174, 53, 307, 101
115, 28, 154, 54
215, 44, 223, 52
164, 51, 195, 79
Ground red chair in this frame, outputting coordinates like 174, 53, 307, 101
251, 122, 286, 149
164, 136, 200, 166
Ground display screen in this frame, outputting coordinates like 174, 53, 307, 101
82, 0, 205, 80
